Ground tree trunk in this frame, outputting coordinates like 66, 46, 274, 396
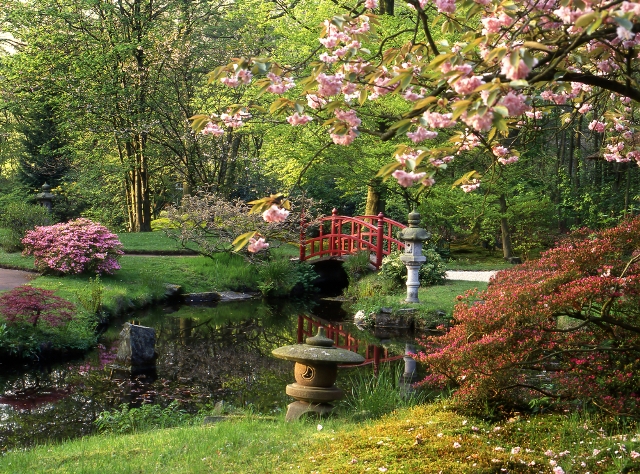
498, 194, 514, 260
380, 0, 394, 15
365, 179, 385, 216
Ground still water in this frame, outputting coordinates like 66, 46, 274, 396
0, 298, 406, 451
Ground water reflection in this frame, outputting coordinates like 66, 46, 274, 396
0, 298, 407, 451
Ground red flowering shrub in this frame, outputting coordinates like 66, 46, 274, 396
22, 218, 123, 275
0, 286, 75, 327
415, 217, 640, 416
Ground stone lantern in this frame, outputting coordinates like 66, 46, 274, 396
35, 183, 55, 212
398, 211, 430, 303
272, 327, 364, 421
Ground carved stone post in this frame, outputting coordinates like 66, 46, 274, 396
398, 211, 430, 303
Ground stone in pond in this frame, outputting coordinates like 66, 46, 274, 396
115, 322, 157, 372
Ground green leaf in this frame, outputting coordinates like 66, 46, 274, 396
376, 161, 402, 180
389, 118, 414, 131
451, 170, 481, 188
613, 16, 633, 32
189, 115, 210, 133
521, 41, 552, 52
232, 231, 257, 252
509, 80, 529, 88
575, 12, 597, 29
493, 105, 509, 117
427, 53, 453, 71
412, 96, 438, 110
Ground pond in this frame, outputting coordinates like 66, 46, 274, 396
0, 298, 411, 451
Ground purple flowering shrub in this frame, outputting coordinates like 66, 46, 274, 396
22, 218, 123, 275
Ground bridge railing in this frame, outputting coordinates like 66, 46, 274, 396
300, 209, 406, 269
296, 315, 403, 373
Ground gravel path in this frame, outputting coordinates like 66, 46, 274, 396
445, 270, 498, 282
0, 268, 36, 290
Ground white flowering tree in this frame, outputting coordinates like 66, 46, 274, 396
191, 0, 640, 250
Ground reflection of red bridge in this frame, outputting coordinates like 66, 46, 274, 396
297, 314, 403, 373
300, 210, 406, 270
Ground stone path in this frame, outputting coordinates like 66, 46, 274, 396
0, 268, 36, 291
445, 270, 498, 282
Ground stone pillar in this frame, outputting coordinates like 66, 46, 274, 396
35, 183, 55, 212
398, 211, 430, 303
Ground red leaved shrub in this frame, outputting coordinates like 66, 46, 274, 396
416, 217, 640, 416
0, 286, 75, 327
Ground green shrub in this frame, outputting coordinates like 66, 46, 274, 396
75, 276, 105, 315
379, 248, 447, 287
94, 401, 191, 434
256, 259, 297, 297
341, 251, 373, 281
0, 202, 52, 252
341, 364, 427, 420
293, 263, 319, 295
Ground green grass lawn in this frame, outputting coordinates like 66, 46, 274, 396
117, 231, 199, 254
1, 252, 258, 317
1, 401, 637, 473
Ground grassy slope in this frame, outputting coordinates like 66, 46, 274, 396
1, 402, 637, 473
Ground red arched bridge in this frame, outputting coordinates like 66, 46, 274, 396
299, 209, 406, 270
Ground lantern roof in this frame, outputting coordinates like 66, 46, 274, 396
272, 327, 365, 365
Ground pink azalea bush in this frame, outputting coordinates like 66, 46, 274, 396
22, 218, 123, 275
415, 217, 640, 416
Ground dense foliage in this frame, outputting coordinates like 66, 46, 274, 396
380, 248, 447, 286
0, 202, 51, 252
22, 218, 123, 275
415, 217, 640, 416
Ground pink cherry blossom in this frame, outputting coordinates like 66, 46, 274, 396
422, 177, 435, 186
499, 92, 530, 116
247, 237, 269, 253
392, 169, 426, 187
266, 72, 295, 94
330, 128, 357, 145
422, 111, 456, 128
317, 73, 344, 97
452, 76, 485, 95
335, 109, 361, 128
501, 54, 533, 81
203, 122, 225, 137
286, 113, 313, 126
365, 0, 378, 9
220, 76, 240, 87
462, 110, 494, 132
407, 126, 438, 143
461, 179, 480, 192
262, 204, 290, 223
492, 146, 510, 157
588, 120, 607, 133
434, 0, 455, 13
498, 156, 519, 165
306, 94, 327, 110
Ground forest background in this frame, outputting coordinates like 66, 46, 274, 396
0, 0, 638, 257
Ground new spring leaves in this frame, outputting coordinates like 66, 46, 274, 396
192, 0, 640, 249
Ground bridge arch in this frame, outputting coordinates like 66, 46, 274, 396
300, 209, 406, 270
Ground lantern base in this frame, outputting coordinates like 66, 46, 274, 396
285, 401, 334, 422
